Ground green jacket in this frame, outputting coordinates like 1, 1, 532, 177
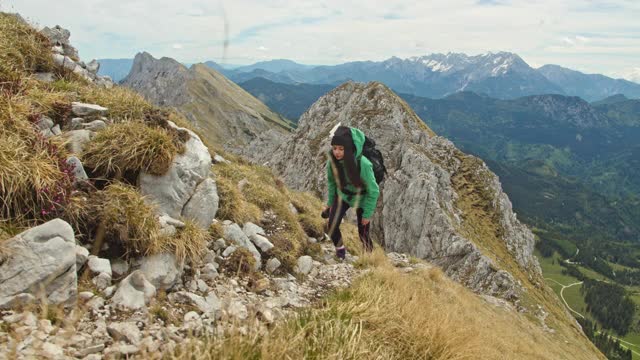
326, 127, 380, 219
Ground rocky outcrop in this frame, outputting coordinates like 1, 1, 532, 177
138, 121, 217, 229
0, 219, 77, 308
39, 25, 113, 87
255, 81, 542, 301
121, 52, 293, 153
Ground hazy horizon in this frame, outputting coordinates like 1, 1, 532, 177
3, 0, 639, 82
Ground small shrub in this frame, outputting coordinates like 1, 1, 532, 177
82, 121, 178, 177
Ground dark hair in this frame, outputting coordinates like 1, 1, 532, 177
330, 127, 363, 189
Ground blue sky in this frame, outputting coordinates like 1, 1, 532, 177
2, 0, 639, 81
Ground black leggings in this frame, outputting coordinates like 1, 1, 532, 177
327, 199, 373, 252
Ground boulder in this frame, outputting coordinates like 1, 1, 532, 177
182, 178, 219, 229
139, 253, 182, 290
111, 270, 156, 310
138, 122, 212, 218
0, 219, 76, 308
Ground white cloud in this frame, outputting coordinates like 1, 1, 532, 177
172, 43, 183, 49
1, 0, 639, 76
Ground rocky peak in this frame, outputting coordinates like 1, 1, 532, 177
121, 52, 192, 106
257, 81, 542, 302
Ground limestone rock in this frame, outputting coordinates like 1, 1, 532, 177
0, 219, 76, 308
71, 102, 108, 117
140, 253, 183, 290
138, 122, 212, 218
107, 322, 142, 344
111, 270, 156, 310
182, 177, 219, 229
296, 256, 313, 275
223, 223, 261, 269
265, 258, 281, 274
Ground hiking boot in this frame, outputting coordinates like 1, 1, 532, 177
336, 247, 346, 260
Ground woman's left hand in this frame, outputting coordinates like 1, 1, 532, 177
361, 218, 370, 226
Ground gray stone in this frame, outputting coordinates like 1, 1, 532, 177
168, 291, 220, 315
75, 344, 105, 357
201, 263, 219, 281
213, 239, 226, 251
111, 259, 129, 278
104, 343, 139, 357
296, 256, 313, 275
111, 270, 156, 310
41, 342, 64, 359
75, 245, 89, 269
250, 233, 274, 253
86, 296, 105, 311
140, 253, 182, 290
66, 156, 88, 182
222, 246, 236, 257
81, 120, 107, 131
91, 272, 111, 290
51, 124, 61, 135
34, 72, 56, 83
223, 223, 261, 269
71, 102, 108, 117
227, 300, 248, 320
87, 256, 112, 276
41, 25, 78, 58
78, 291, 94, 300
138, 122, 212, 218
63, 129, 93, 154
288, 203, 298, 215
86, 59, 100, 74
107, 322, 142, 344
0, 219, 76, 308
182, 178, 218, 229
36, 116, 54, 131
265, 258, 281, 274
213, 154, 231, 164
70, 117, 84, 130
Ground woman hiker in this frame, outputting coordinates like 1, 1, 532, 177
323, 125, 380, 260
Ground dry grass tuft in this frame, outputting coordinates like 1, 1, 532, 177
82, 121, 178, 177
0, 114, 75, 223
162, 220, 209, 265
214, 175, 261, 224
221, 247, 257, 277
0, 13, 56, 92
91, 182, 163, 257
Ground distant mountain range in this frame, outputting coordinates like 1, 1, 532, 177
99, 52, 640, 101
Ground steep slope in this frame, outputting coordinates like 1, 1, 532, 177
121, 52, 294, 152
539, 64, 640, 102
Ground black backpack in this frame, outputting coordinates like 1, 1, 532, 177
361, 136, 386, 184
